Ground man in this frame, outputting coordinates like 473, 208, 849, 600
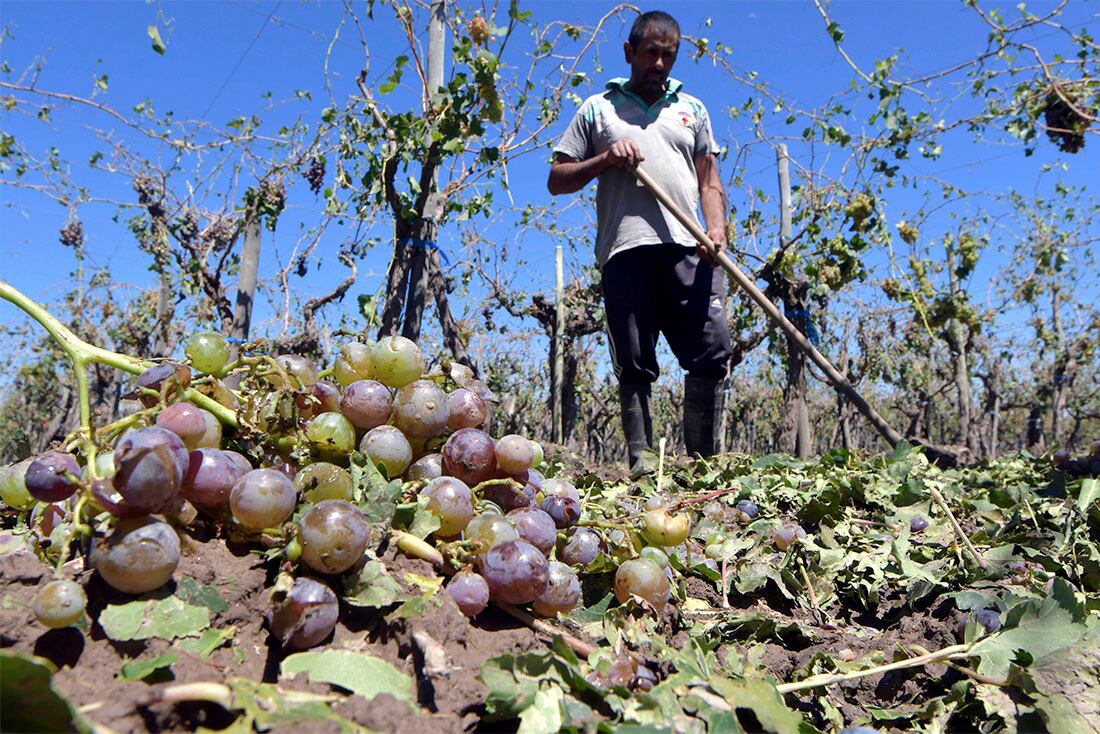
547, 10, 733, 473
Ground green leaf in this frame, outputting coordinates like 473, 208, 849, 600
344, 559, 402, 608
147, 25, 167, 55
707, 676, 807, 734
178, 626, 237, 659
517, 685, 564, 734
1077, 478, 1099, 514
379, 55, 408, 94
99, 597, 210, 642
480, 650, 557, 719
971, 593, 1087, 679
224, 677, 364, 730
408, 495, 442, 539
350, 451, 403, 527
566, 592, 614, 625
176, 577, 229, 613
0, 651, 93, 733
120, 653, 177, 681
1027, 624, 1100, 731
281, 650, 414, 702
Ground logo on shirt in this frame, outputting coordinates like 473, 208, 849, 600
680, 112, 694, 127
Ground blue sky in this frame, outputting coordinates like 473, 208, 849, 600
1, 1, 1096, 368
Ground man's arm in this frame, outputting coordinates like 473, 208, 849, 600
695, 152, 727, 263
547, 142, 645, 195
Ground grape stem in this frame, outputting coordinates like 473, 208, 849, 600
0, 280, 237, 430
495, 602, 598, 659
774, 642, 973, 694
927, 485, 988, 568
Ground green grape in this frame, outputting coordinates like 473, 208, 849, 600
333, 342, 373, 387
614, 558, 669, 609
296, 462, 354, 502
185, 332, 231, 375
465, 512, 519, 551
32, 579, 87, 628
359, 425, 412, 479
639, 546, 669, 567
371, 336, 424, 388
0, 458, 35, 510
530, 440, 544, 468
305, 412, 357, 462
298, 500, 371, 574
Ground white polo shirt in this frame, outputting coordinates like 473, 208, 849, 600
554, 77, 720, 267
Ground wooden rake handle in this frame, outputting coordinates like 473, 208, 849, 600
630, 165, 904, 449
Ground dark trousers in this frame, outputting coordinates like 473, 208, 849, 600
601, 243, 733, 386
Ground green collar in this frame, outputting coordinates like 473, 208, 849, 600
606, 76, 682, 113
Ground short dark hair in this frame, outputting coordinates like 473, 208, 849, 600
628, 11, 680, 50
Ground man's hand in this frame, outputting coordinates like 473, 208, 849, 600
604, 140, 644, 169
697, 225, 726, 264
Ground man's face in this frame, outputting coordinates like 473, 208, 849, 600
624, 30, 679, 96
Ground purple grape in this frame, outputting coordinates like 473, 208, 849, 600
507, 507, 557, 555
298, 500, 371, 574
557, 527, 603, 567
910, 516, 929, 533
155, 402, 221, 451
340, 380, 392, 431
89, 478, 145, 518
406, 453, 444, 481
421, 477, 475, 537
481, 477, 536, 512
955, 608, 1002, 639
773, 523, 807, 551
447, 570, 490, 617
229, 469, 298, 529
443, 428, 496, 486
25, 451, 81, 503
974, 608, 1001, 633
532, 561, 581, 616
495, 435, 535, 474
735, 499, 758, 519
392, 380, 449, 439
93, 516, 181, 593
478, 540, 549, 604
181, 449, 245, 509
223, 450, 253, 474
113, 427, 190, 512
526, 468, 545, 493
540, 495, 581, 529
540, 478, 579, 503
267, 577, 339, 650
446, 388, 487, 431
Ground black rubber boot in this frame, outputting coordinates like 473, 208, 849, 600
619, 382, 653, 475
684, 375, 725, 457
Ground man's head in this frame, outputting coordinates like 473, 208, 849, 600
624, 11, 680, 99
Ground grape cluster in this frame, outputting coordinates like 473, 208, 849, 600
58, 220, 85, 248
303, 158, 325, 193
0, 330, 703, 640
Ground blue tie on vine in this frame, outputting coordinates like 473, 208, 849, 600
784, 306, 820, 346
401, 236, 450, 266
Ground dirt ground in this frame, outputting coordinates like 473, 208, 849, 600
0, 533, 541, 734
